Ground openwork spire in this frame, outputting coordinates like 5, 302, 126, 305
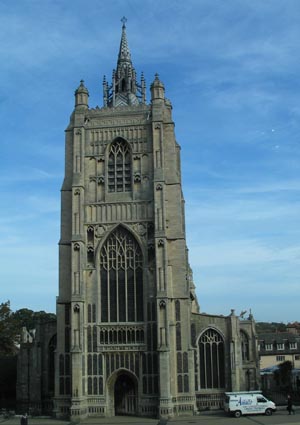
118, 17, 131, 64
103, 18, 146, 107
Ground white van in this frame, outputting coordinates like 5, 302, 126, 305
224, 391, 276, 418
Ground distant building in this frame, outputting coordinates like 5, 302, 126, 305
17, 20, 259, 420
258, 332, 300, 370
287, 322, 300, 335
258, 331, 300, 392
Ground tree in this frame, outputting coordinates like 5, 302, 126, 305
274, 360, 293, 390
256, 322, 287, 334
13, 308, 56, 330
0, 301, 56, 356
0, 301, 19, 355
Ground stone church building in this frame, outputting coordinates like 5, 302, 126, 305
17, 21, 259, 420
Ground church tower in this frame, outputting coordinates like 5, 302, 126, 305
54, 19, 198, 420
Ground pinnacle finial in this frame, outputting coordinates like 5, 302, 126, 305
75, 79, 89, 109
76, 79, 88, 92
121, 16, 127, 28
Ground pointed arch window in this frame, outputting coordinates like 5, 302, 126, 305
198, 328, 225, 389
48, 334, 56, 393
108, 138, 131, 192
100, 227, 143, 322
175, 300, 181, 321
241, 331, 250, 361
176, 323, 181, 351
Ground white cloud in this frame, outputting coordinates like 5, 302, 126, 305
185, 189, 300, 227
189, 239, 300, 267
0, 168, 60, 184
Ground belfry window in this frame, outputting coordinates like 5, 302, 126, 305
100, 227, 143, 322
198, 328, 225, 389
108, 139, 131, 192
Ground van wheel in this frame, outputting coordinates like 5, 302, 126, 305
234, 410, 241, 418
265, 408, 272, 416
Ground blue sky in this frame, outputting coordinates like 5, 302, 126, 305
1, 0, 300, 322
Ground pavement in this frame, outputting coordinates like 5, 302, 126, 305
0, 407, 299, 425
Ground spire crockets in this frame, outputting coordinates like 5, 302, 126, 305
103, 18, 146, 107
118, 16, 131, 65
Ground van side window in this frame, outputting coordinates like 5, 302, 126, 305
257, 397, 267, 403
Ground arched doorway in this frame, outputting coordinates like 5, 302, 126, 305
114, 374, 137, 415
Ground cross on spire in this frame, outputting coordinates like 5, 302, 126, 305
102, 19, 146, 107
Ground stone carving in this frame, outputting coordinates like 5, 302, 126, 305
74, 243, 80, 251
73, 304, 80, 313
134, 223, 147, 236
89, 175, 104, 184
98, 175, 105, 184
158, 239, 164, 247
85, 117, 146, 127
86, 201, 153, 223
21, 327, 36, 343
156, 183, 163, 191
87, 103, 148, 117
95, 225, 107, 238
134, 172, 141, 183
159, 300, 166, 309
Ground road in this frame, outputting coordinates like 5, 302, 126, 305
168, 410, 299, 425
0, 410, 299, 425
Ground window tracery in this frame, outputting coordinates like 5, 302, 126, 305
107, 139, 131, 192
198, 328, 225, 389
175, 300, 181, 321
100, 227, 143, 322
241, 330, 250, 361
176, 323, 181, 351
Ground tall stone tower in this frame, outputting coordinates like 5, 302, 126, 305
55, 20, 198, 420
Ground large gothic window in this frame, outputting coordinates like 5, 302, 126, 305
100, 227, 143, 322
108, 138, 131, 192
198, 328, 225, 389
